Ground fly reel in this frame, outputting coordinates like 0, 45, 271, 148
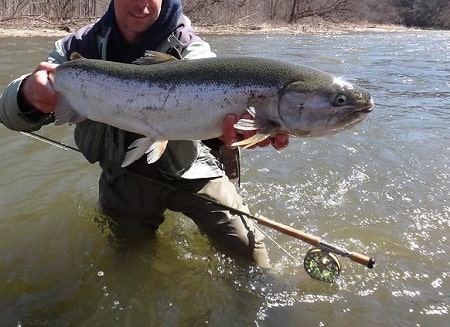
303, 248, 342, 283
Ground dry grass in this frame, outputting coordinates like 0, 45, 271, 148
0, 16, 94, 37
195, 22, 413, 35
0, 16, 415, 38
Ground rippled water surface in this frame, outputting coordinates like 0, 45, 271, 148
0, 30, 449, 326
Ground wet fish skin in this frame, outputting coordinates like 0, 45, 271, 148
53, 54, 373, 166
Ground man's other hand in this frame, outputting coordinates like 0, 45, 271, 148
219, 113, 289, 150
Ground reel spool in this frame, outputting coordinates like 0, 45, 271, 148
303, 248, 342, 283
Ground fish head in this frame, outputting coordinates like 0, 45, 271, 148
278, 75, 374, 137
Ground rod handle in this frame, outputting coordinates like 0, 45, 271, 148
350, 252, 375, 268
255, 214, 321, 247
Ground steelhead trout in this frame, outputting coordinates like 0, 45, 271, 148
53, 52, 374, 167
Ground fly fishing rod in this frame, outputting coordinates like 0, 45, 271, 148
20, 131, 375, 282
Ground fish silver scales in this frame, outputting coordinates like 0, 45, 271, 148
52, 54, 374, 167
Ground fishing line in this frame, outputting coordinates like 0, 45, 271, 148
253, 222, 302, 266
19, 131, 375, 282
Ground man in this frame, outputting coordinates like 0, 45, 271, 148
0, 0, 288, 267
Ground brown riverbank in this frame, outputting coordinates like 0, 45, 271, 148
0, 17, 415, 38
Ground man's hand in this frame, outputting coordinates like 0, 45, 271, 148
219, 113, 289, 150
20, 62, 58, 113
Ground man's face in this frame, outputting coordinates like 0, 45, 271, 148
114, 0, 163, 43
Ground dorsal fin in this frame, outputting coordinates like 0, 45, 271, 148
69, 51, 84, 61
132, 50, 179, 65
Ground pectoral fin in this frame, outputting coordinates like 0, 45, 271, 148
121, 138, 168, 167
54, 96, 86, 125
231, 106, 277, 148
231, 133, 271, 149
233, 118, 259, 131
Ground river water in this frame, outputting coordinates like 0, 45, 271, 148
0, 30, 449, 326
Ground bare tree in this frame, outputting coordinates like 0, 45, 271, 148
0, 0, 449, 29
52, 0, 76, 19
268, 0, 283, 20
393, 0, 449, 28
355, 0, 401, 24
183, 0, 252, 24
0, 0, 110, 24
0, 0, 30, 19
288, 0, 355, 23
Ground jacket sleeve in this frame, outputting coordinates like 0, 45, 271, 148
0, 74, 43, 131
156, 14, 216, 60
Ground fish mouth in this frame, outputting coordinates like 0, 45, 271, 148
358, 105, 374, 114
341, 98, 374, 121
331, 101, 374, 131
343, 106, 372, 122
355, 96, 375, 114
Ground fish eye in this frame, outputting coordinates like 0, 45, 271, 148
335, 94, 347, 105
